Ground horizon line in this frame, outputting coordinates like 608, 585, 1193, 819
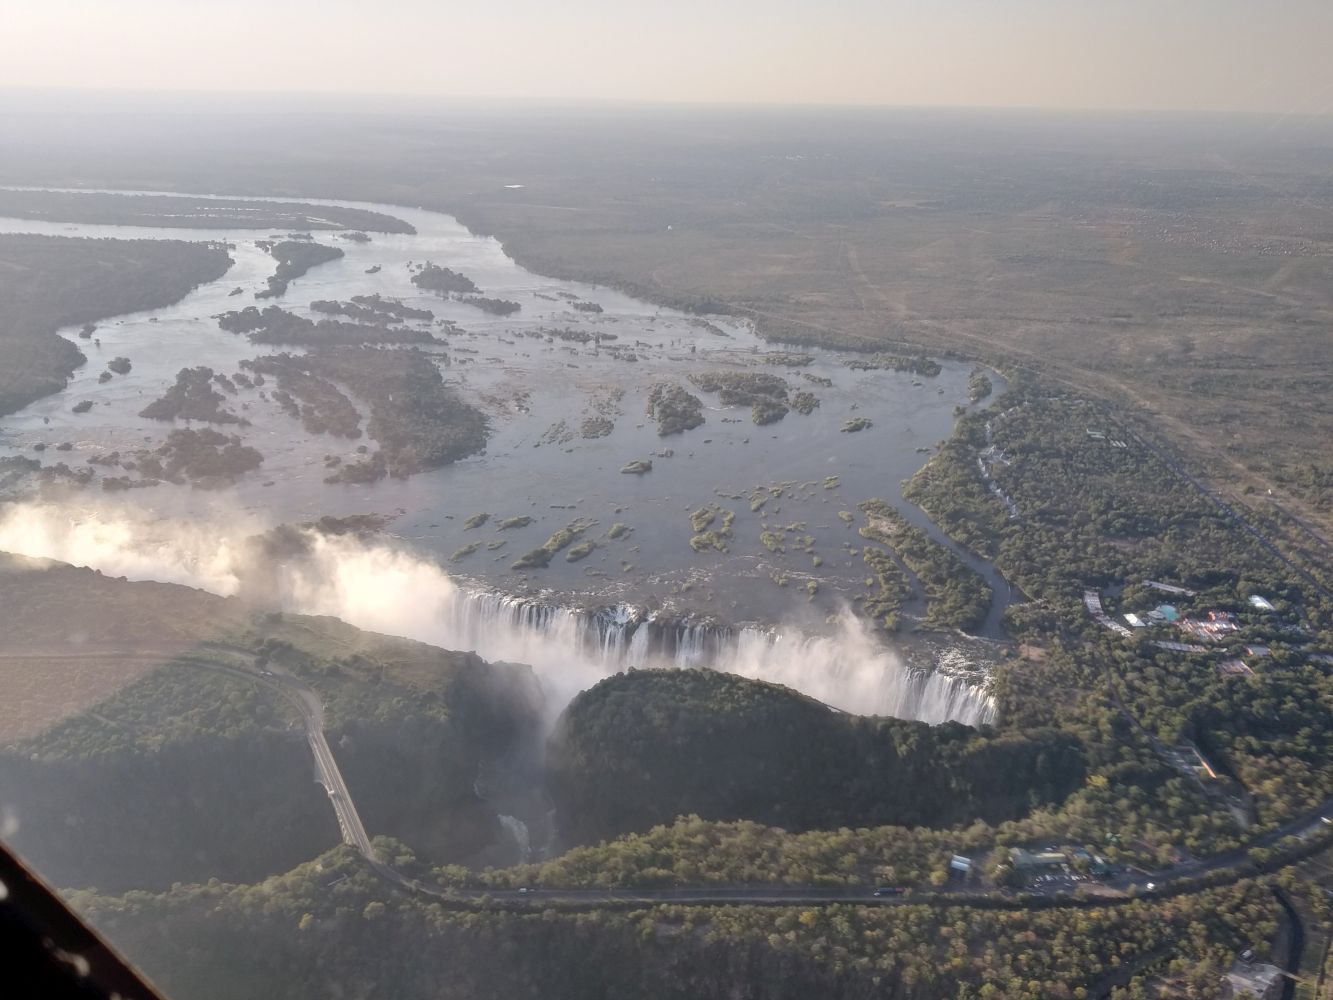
1, 84, 1328, 121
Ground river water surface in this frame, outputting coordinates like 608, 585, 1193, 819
0, 190, 1014, 724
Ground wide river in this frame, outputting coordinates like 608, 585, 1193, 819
0, 190, 1015, 721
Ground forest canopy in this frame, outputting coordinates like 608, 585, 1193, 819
547, 669, 1086, 845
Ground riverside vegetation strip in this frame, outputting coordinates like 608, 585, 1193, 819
0, 234, 232, 415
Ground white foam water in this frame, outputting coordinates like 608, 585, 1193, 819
0, 505, 995, 726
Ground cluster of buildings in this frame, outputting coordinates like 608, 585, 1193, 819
1084, 589, 1133, 638
1125, 604, 1181, 628
1220, 953, 1284, 999
1145, 580, 1197, 598
1086, 428, 1130, 448
1178, 610, 1240, 641
1083, 585, 1292, 669
1083, 581, 1333, 678
1008, 845, 1117, 878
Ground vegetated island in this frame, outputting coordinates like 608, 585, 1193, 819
92, 427, 264, 491
256, 241, 344, 299
645, 382, 704, 435
218, 305, 438, 345
136, 428, 263, 488
688, 370, 817, 425
408, 263, 520, 314
858, 499, 991, 632
251, 348, 487, 482
0, 189, 415, 233
456, 295, 522, 316
968, 368, 993, 402
511, 518, 596, 569
311, 295, 434, 323
240, 355, 363, 438
848, 354, 943, 377
139, 366, 248, 425
0, 234, 231, 415
410, 263, 479, 295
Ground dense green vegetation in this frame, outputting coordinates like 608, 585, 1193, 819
0, 602, 543, 892
273, 348, 487, 480
458, 294, 522, 315
256, 240, 344, 298
548, 670, 1084, 846
0, 662, 332, 891
218, 304, 437, 345
646, 381, 705, 435
0, 234, 230, 415
476, 815, 993, 889
251, 620, 543, 865
858, 500, 992, 631
511, 518, 595, 569
411, 263, 479, 294
860, 544, 913, 630
847, 354, 942, 377
311, 294, 434, 322
968, 369, 993, 402
565, 539, 596, 561
241, 354, 363, 438
72, 847, 1276, 1000
685, 370, 821, 424
0, 189, 414, 232
902, 382, 1333, 839
688, 505, 737, 552
139, 365, 247, 424
138, 428, 264, 486
689, 370, 791, 425
903, 383, 1324, 617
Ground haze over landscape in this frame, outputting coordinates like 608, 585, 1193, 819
4, 0, 1333, 111
1, 4, 1332, 1000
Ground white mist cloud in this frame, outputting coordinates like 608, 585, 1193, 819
0, 502, 992, 724
0, 503, 256, 595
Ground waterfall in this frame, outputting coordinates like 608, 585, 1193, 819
498, 814, 531, 863
425, 582, 995, 727
0, 505, 996, 727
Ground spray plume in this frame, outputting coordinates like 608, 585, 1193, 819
0, 502, 993, 724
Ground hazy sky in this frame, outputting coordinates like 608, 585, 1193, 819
3, 0, 1332, 114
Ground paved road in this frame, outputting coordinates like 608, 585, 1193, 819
1273, 886, 1302, 1000
279, 675, 374, 857
184, 654, 374, 857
